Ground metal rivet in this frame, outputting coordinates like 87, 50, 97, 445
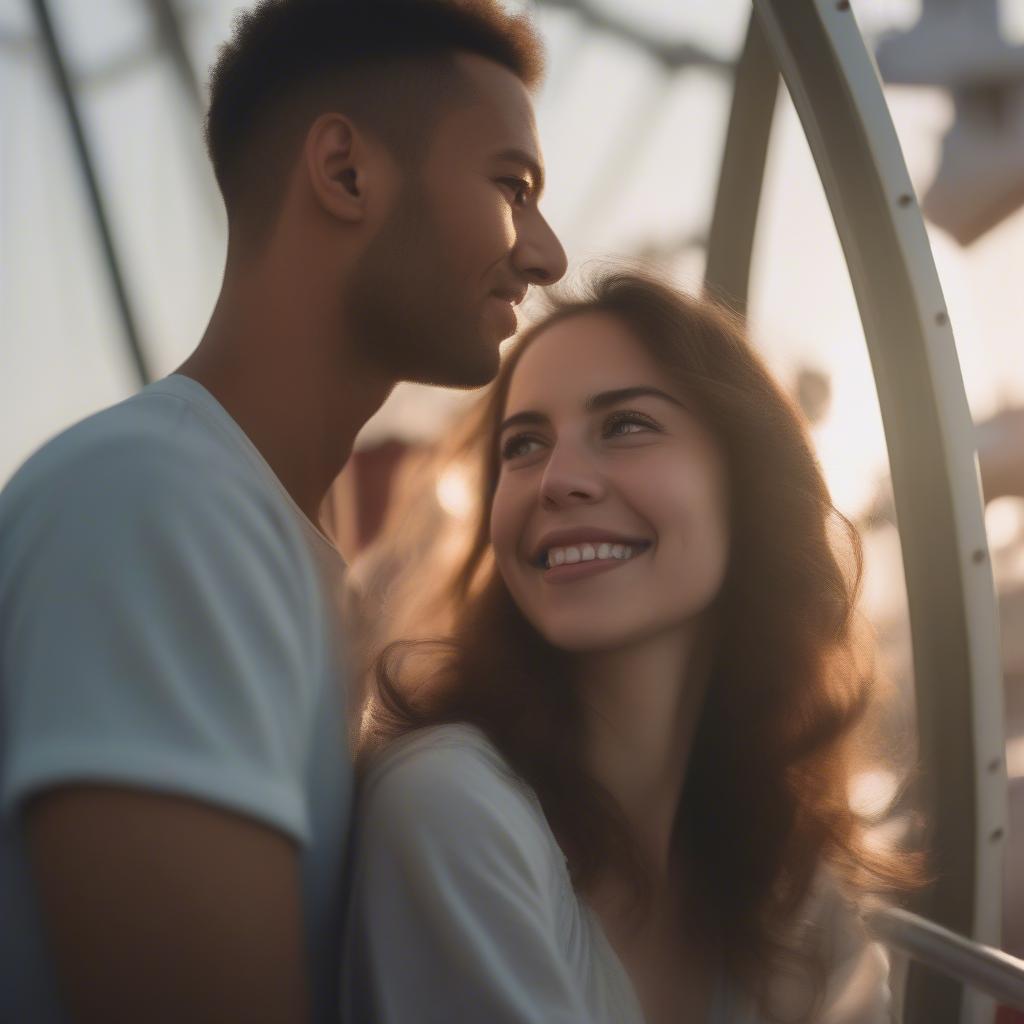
990, 828, 1004, 842
936, 312, 948, 326
972, 549, 987, 564
988, 757, 1002, 773
898, 194, 913, 207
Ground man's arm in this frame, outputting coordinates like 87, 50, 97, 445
1, 434, 331, 1022
27, 786, 310, 1024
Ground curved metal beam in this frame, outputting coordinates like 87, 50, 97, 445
148, 0, 203, 112
749, 2, 1006, 1021
704, 13, 779, 314
535, 0, 730, 73
31, 0, 151, 387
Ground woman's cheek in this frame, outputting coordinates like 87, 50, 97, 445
489, 478, 520, 568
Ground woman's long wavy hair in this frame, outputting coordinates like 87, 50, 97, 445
356, 269, 919, 1010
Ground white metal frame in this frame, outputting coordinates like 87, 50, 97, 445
706, 4, 1008, 1021
872, 907, 1024, 1011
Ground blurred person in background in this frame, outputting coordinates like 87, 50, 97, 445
0, 1, 565, 1021
346, 270, 920, 1024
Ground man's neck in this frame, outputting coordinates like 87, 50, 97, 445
179, 265, 394, 528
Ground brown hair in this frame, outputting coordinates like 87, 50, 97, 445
358, 269, 919, 1010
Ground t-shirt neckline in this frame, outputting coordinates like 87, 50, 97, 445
148, 373, 343, 564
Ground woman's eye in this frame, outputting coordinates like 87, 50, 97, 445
499, 178, 531, 206
605, 412, 659, 438
500, 434, 542, 460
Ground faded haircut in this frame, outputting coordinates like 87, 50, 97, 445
205, 0, 544, 227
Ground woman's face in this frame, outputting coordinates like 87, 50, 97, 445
490, 312, 730, 653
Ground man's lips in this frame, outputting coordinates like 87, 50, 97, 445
490, 298, 518, 334
491, 287, 528, 306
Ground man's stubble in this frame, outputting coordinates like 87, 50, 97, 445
345, 177, 499, 390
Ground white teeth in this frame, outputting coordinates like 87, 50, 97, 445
543, 542, 645, 568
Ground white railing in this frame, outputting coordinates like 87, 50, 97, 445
872, 907, 1024, 1012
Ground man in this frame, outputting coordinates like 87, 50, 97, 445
0, 1, 566, 1021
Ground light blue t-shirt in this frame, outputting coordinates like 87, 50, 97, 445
0, 374, 351, 1023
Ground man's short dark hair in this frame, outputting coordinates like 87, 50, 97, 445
205, 0, 544, 225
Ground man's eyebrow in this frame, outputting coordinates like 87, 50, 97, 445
495, 148, 545, 197
498, 386, 684, 435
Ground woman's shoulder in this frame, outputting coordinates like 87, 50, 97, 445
361, 722, 532, 802
364, 721, 509, 769
357, 723, 565, 874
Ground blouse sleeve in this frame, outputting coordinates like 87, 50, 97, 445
342, 727, 594, 1024
817, 913, 893, 1024
772, 874, 894, 1024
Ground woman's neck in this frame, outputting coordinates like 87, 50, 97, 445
574, 625, 711, 881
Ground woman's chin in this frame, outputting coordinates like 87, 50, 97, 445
534, 618, 640, 654
530, 607, 708, 656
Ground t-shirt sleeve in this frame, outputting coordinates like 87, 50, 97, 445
0, 436, 327, 842
342, 730, 594, 1024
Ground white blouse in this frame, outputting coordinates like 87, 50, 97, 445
341, 723, 892, 1023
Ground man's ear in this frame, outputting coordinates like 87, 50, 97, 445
304, 112, 377, 223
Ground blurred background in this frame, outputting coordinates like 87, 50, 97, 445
2, 0, 1023, 970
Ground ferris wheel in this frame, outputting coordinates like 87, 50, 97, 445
702, 3, 1017, 1020
17, 0, 1024, 1018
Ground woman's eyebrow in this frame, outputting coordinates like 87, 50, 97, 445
499, 387, 683, 435
585, 386, 685, 411
499, 410, 547, 434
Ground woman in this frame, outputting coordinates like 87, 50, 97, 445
342, 271, 919, 1023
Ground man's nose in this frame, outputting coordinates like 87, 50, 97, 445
515, 211, 568, 286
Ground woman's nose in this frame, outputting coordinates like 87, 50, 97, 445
538, 444, 604, 509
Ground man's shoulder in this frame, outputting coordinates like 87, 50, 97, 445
6, 386, 244, 500
1, 384, 293, 545
0, 384, 317, 601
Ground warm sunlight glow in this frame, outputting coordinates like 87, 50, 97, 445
436, 466, 474, 521
850, 769, 900, 821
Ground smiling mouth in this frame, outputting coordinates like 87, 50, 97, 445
492, 288, 527, 306
536, 540, 651, 570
